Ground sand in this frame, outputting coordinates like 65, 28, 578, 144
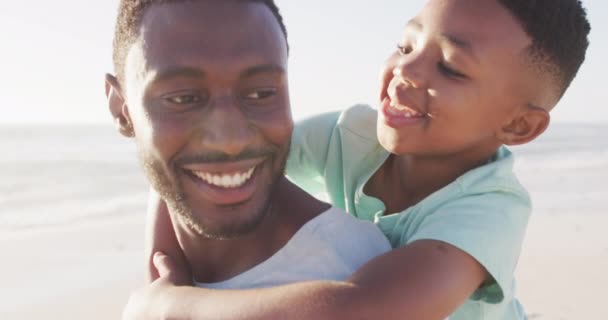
0, 216, 145, 319
517, 213, 608, 320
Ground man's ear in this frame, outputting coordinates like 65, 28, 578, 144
498, 105, 550, 146
105, 74, 134, 138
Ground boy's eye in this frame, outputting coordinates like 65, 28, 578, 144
244, 88, 277, 100
438, 62, 467, 79
397, 44, 412, 55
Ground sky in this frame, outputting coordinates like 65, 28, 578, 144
0, 0, 606, 124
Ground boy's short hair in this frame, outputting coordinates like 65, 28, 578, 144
112, 0, 288, 84
498, 0, 591, 101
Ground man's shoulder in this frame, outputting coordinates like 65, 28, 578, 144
304, 207, 391, 256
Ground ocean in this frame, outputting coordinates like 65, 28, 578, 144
0, 125, 147, 230
0, 123, 606, 230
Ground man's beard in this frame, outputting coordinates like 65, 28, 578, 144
136, 144, 288, 240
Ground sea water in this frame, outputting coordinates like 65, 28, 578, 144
0, 123, 606, 230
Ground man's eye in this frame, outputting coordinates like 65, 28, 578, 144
244, 89, 277, 100
438, 62, 467, 79
166, 94, 202, 104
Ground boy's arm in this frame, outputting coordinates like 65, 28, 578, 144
286, 111, 341, 194
145, 189, 187, 283
128, 239, 486, 320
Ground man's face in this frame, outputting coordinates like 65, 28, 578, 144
120, 1, 292, 239
377, 0, 533, 157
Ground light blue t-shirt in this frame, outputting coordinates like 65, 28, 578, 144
287, 105, 530, 320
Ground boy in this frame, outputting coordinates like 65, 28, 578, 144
131, 0, 591, 319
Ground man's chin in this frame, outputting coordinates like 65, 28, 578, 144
173, 201, 271, 240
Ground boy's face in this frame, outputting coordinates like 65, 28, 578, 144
112, 1, 292, 239
378, 0, 534, 157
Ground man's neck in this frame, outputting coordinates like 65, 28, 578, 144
171, 178, 330, 283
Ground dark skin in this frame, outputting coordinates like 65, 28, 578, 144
125, 0, 553, 319
107, 0, 330, 290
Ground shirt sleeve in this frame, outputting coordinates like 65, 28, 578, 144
405, 190, 531, 303
286, 111, 341, 195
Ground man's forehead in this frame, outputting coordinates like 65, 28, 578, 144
125, 0, 287, 82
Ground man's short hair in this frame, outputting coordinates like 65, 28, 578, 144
498, 0, 591, 99
112, 0, 288, 84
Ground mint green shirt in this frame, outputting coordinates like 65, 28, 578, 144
286, 105, 530, 320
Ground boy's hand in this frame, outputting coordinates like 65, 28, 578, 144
123, 252, 192, 320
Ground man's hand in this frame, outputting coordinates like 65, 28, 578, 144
123, 252, 192, 320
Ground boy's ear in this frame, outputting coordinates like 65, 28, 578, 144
105, 74, 134, 138
498, 105, 550, 146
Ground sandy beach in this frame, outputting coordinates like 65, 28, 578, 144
0, 123, 606, 319
0, 216, 144, 319
516, 213, 608, 320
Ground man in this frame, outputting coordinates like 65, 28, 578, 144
106, 0, 390, 311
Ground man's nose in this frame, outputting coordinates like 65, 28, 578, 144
199, 96, 256, 157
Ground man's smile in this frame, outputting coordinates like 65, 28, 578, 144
190, 166, 256, 189
181, 158, 267, 205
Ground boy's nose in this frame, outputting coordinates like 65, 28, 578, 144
393, 54, 428, 89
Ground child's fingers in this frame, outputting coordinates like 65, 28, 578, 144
152, 251, 175, 278
153, 251, 192, 285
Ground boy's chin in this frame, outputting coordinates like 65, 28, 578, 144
377, 133, 409, 156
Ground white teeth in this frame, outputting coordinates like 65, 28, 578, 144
192, 167, 256, 189
387, 105, 400, 116
388, 100, 425, 118
228, 175, 238, 186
